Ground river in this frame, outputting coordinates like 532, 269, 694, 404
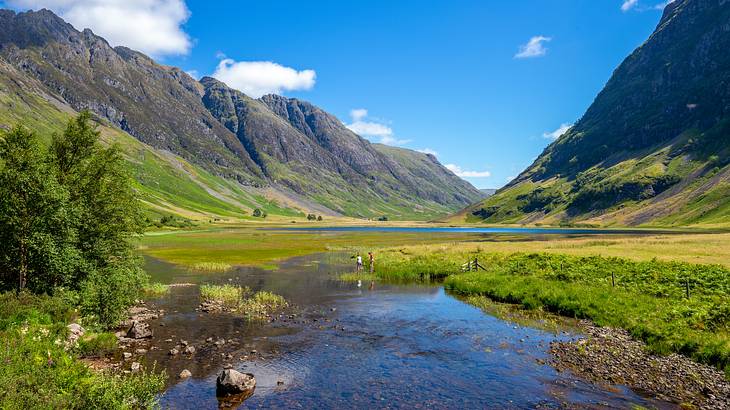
140, 251, 672, 409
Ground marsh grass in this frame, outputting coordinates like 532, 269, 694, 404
338, 272, 378, 282
239, 291, 288, 321
199, 285, 288, 320
142, 282, 170, 297
200, 284, 244, 306
190, 262, 232, 272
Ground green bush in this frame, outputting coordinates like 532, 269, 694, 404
76, 332, 118, 357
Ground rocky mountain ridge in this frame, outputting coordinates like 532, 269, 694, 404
0, 8, 482, 219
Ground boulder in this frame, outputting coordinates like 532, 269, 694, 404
216, 369, 256, 396
126, 321, 152, 339
66, 323, 85, 347
179, 369, 192, 379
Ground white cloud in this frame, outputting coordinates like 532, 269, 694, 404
506, 175, 516, 182
8, 0, 192, 57
543, 123, 572, 140
212, 59, 316, 98
515, 35, 551, 59
185, 69, 199, 79
417, 148, 438, 156
350, 108, 368, 122
345, 109, 410, 146
445, 164, 491, 178
654, 0, 675, 9
621, 0, 639, 12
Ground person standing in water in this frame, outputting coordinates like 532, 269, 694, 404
368, 252, 375, 273
356, 254, 363, 273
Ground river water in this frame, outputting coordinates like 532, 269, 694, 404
141, 251, 672, 409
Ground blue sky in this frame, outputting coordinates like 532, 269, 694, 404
3, 0, 673, 188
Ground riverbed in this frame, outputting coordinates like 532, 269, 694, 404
138, 252, 674, 409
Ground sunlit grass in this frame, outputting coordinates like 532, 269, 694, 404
199, 285, 288, 320
338, 272, 378, 282
200, 284, 243, 306
190, 262, 232, 272
142, 283, 169, 297
239, 291, 288, 321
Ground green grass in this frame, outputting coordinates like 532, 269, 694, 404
190, 262, 232, 272
0, 293, 165, 409
239, 291, 288, 321
200, 284, 243, 306
372, 248, 730, 376
139, 227, 482, 269
142, 283, 170, 297
199, 284, 288, 320
338, 272, 378, 282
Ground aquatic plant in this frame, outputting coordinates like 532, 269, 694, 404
190, 262, 232, 272
200, 284, 244, 306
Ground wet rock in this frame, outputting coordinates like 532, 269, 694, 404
126, 321, 152, 339
184, 346, 196, 354
216, 369, 256, 396
169, 348, 179, 356
179, 369, 192, 379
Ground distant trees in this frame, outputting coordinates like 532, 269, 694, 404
0, 112, 145, 327
253, 208, 267, 218
307, 214, 323, 221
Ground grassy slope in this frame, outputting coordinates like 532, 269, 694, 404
456, 139, 730, 228
0, 62, 305, 221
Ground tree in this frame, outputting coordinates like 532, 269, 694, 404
0, 127, 77, 293
317, 215, 323, 221
253, 208, 262, 217
0, 113, 146, 327
307, 213, 316, 221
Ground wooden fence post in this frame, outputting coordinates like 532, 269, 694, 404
611, 272, 615, 287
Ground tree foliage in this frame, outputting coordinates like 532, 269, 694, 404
0, 112, 145, 327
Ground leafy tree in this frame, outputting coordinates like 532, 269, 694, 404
307, 213, 316, 221
0, 127, 77, 293
317, 215, 323, 221
253, 208, 262, 217
0, 113, 146, 327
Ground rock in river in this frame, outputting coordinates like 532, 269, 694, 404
126, 321, 152, 339
216, 369, 256, 397
179, 369, 192, 379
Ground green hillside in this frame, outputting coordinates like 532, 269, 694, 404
460, 0, 730, 228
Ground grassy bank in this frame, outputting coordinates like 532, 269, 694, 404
140, 227, 485, 269
372, 247, 730, 377
0, 293, 165, 409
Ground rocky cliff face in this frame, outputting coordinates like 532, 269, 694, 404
463, 0, 730, 226
0, 8, 482, 218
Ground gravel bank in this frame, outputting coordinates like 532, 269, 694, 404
550, 323, 729, 409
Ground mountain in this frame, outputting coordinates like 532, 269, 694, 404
460, 0, 730, 227
0, 8, 482, 220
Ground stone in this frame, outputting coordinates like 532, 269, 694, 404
179, 369, 192, 379
123, 352, 132, 360
169, 348, 179, 356
126, 321, 152, 339
130, 362, 140, 373
135, 348, 147, 354
216, 369, 256, 396
184, 345, 196, 354
66, 323, 85, 347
